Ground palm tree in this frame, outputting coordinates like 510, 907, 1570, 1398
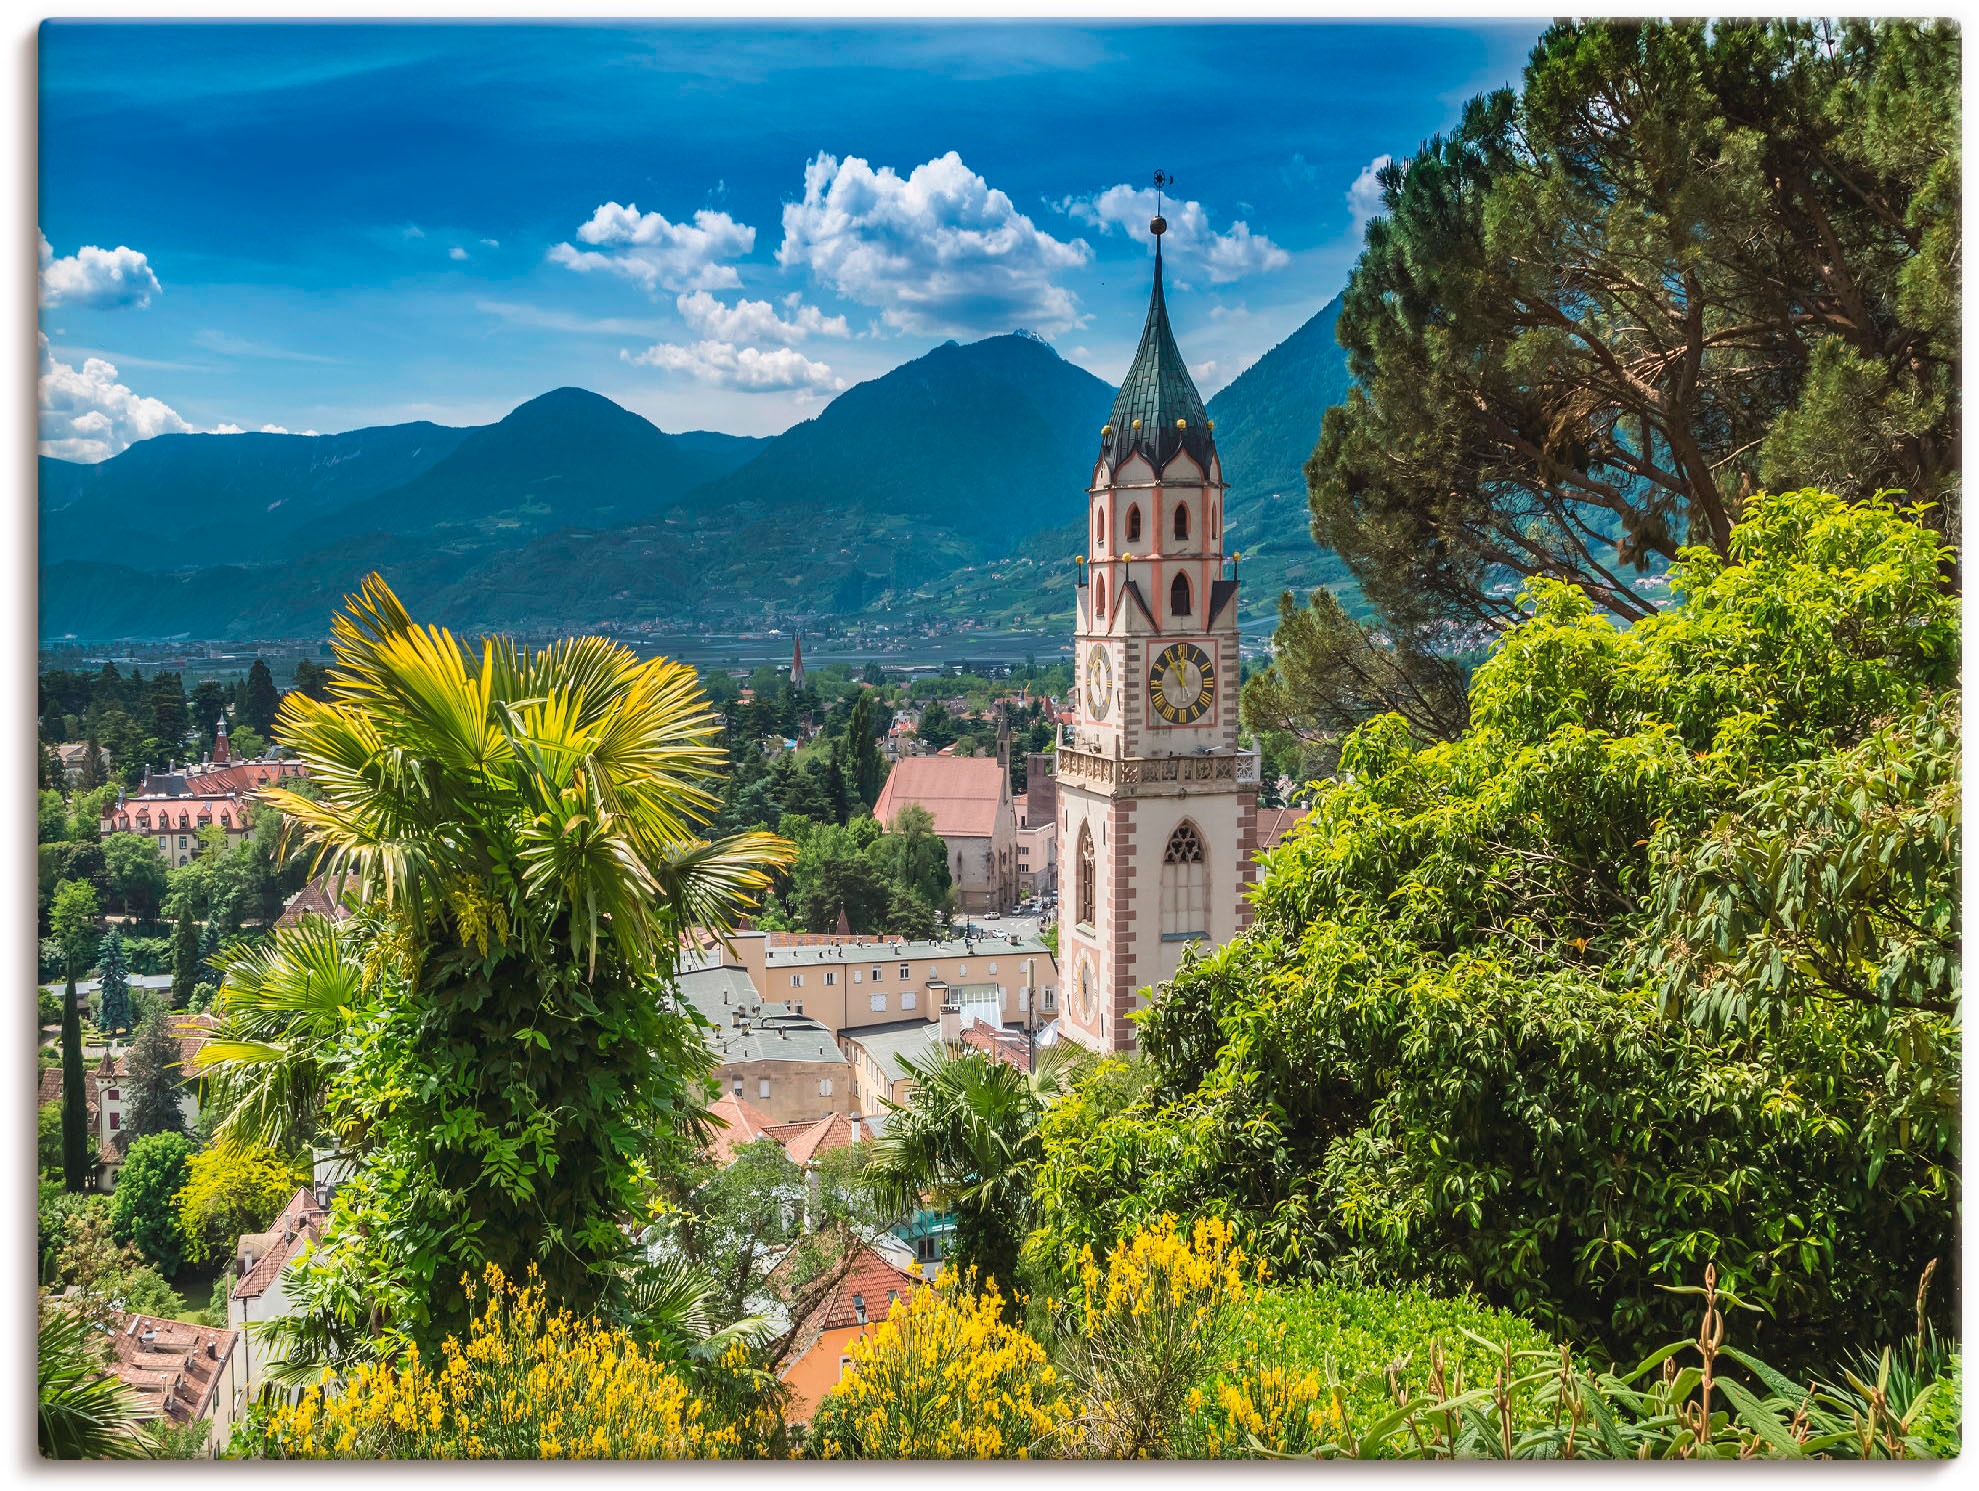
200, 573, 792, 1347
864, 1042, 1089, 1294
38, 1300, 150, 1459
192, 916, 367, 1153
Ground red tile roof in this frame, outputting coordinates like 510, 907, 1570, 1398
960, 1018, 1030, 1072
274, 873, 355, 930
1255, 805, 1308, 855
873, 755, 1008, 840
183, 759, 308, 797
705, 1092, 782, 1166
108, 1311, 240, 1427
774, 1236, 924, 1384
763, 1112, 863, 1166
231, 1187, 328, 1300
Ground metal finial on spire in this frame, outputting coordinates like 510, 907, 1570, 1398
1151, 170, 1170, 238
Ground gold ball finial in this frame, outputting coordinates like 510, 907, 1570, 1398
1131, 418, 1142, 429
1176, 418, 1187, 429
1101, 424, 1112, 436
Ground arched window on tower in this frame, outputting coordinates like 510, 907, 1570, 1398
1076, 824, 1096, 929
1174, 503, 1190, 541
1126, 504, 1142, 544
1096, 508, 1106, 549
1170, 571, 1191, 617
1093, 573, 1108, 620
1160, 821, 1208, 943
1210, 504, 1219, 541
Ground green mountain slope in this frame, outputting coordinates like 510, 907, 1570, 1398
1205, 294, 1355, 624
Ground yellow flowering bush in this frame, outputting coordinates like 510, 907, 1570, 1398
1059, 1213, 1254, 1458
810, 1273, 1070, 1459
261, 1264, 752, 1459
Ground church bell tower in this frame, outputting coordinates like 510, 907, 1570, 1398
1058, 206, 1259, 1054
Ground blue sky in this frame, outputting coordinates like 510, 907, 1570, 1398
38, 20, 1542, 458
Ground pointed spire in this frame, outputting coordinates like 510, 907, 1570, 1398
1100, 220, 1213, 474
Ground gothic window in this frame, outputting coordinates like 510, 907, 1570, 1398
1094, 573, 1107, 619
1160, 821, 1209, 942
1076, 824, 1096, 928
1174, 503, 1190, 541
1170, 571, 1192, 617
1126, 504, 1142, 543
1096, 508, 1106, 548
1210, 504, 1219, 541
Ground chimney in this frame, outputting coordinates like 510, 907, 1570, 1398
939, 1003, 961, 1047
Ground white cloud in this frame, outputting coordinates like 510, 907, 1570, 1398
212, 423, 244, 435
479, 238, 500, 249
623, 338, 846, 394
402, 224, 425, 240
260, 424, 289, 434
1347, 155, 1394, 235
38, 232, 163, 310
38, 332, 192, 462
777, 151, 1092, 337
675, 289, 849, 344
1058, 187, 1289, 284
449, 245, 469, 261
193, 328, 339, 364
1283, 153, 1319, 188
549, 200, 755, 293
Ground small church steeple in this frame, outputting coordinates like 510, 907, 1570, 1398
789, 632, 806, 692
212, 714, 231, 766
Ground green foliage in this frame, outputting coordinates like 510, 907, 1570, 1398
49, 879, 101, 973
1312, 19, 1960, 637
1032, 492, 1958, 1372
97, 926, 132, 1038
198, 573, 791, 1357
102, 833, 167, 919
110, 1132, 193, 1277
668, 1138, 804, 1320
1241, 586, 1471, 780
122, 1010, 189, 1142
768, 806, 953, 936
169, 904, 198, 1009
60, 970, 90, 1193
177, 1142, 312, 1267
39, 1103, 64, 1175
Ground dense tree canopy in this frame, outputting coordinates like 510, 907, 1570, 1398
1030, 492, 1958, 1372
1310, 20, 1960, 632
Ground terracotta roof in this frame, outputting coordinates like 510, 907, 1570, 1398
39, 1066, 102, 1126
103, 791, 251, 837
108, 1312, 240, 1427
873, 755, 1008, 841
274, 873, 355, 930
182, 759, 307, 798
705, 1092, 782, 1166
1255, 806, 1308, 855
763, 1112, 863, 1166
960, 1018, 1030, 1072
232, 1187, 328, 1300
774, 1235, 924, 1385
765, 932, 887, 948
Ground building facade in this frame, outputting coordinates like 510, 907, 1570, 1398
1056, 223, 1259, 1055
871, 755, 1020, 914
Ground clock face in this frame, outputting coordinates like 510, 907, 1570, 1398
1148, 641, 1217, 726
1084, 645, 1114, 720
1075, 953, 1098, 1023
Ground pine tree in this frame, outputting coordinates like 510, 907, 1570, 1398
848, 692, 886, 806
243, 659, 280, 736
169, 904, 199, 1010
197, 920, 219, 984
97, 926, 131, 1039
122, 1010, 188, 1142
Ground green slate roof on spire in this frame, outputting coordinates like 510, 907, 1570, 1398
1101, 234, 1214, 474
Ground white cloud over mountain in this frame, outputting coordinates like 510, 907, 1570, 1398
38, 332, 192, 461
38, 232, 163, 309
549, 201, 755, 293
1058, 187, 1289, 284
1347, 154, 1393, 235
676, 289, 849, 344
624, 338, 846, 394
778, 151, 1091, 337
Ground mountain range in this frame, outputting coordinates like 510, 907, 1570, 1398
38, 300, 1353, 645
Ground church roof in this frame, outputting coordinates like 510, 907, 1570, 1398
873, 755, 1007, 840
1101, 238, 1214, 476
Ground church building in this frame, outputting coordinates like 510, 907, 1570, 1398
1056, 214, 1260, 1054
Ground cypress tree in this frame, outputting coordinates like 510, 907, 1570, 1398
243, 659, 280, 735
60, 968, 88, 1191
122, 1010, 188, 1141
170, 904, 199, 1010
97, 925, 131, 1038
76, 735, 107, 791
